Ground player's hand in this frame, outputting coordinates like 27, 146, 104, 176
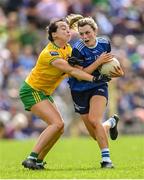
97, 52, 114, 67
93, 74, 111, 82
110, 66, 124, 77
68, 56, 84, 66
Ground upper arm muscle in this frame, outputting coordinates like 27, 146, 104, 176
51, 59, 73, 74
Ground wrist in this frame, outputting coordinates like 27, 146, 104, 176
95, 59, 101, 67
92, 76, 97, 82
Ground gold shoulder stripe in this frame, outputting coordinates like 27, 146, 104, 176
52, 43, 59, 50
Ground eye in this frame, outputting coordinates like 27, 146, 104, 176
79, 32, 83, 36
85, 31, 90, 35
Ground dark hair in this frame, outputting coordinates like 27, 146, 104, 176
47, 19, 66, 42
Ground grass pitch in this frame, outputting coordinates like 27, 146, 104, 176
0, 135, 144, 179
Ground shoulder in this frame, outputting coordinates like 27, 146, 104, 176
73, 39, 85, 51
43, 42, 60, 57
97, 37, 110, 45
38, 43, 61, 64
47, 42, 59, 52
66, 43, 72, 52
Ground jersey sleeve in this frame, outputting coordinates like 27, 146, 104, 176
48, 51, 62, 64
40, 48, 62, 65
97, 37, 111, 53
72, 47, 84, 59
107, 40, 111, 53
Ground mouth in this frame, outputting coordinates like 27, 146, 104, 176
67, 33, 71, 36
67, 34, 71, 39
84, 40, 89, 43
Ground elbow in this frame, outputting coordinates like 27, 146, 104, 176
67, 69, 74, 76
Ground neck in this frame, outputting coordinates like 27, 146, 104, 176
86, 39, 97, 48
53, 40, 66, 49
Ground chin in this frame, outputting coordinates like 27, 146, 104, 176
65, 37, 71, 43
68, 36, 71, 41
85, 42, 91, 47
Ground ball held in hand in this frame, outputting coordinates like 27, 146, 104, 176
99, 57, 120, 76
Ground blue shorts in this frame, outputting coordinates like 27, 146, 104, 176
70, 84, 108, 114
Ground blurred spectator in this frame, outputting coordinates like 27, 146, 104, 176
19, 21, 39, 47
36, 0, 68, 28
94, 5, 113, 35
4, 0, 23, 14
19, 45, 36, 77
0, 121, 5, 139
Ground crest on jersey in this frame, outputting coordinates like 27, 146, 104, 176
50, 51, 59, 56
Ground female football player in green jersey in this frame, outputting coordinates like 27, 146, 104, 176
20, 18, 111, 170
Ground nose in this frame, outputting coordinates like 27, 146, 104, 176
67, 30, 71, 36
67, 29, 70, 33
83, 33, 88, 39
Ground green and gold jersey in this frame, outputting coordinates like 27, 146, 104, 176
25, 42, 72, 95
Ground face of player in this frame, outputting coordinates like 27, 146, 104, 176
54, 21, 71, 43
78, 25, 97, 47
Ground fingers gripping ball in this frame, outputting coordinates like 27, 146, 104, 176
99, 58, 121, 76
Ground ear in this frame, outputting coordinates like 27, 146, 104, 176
94, 28, 98, 36
52, 32, 57, 39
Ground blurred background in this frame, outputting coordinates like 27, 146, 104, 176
0, 0, 144, 139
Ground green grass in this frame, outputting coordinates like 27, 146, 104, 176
0, 136, 144, 179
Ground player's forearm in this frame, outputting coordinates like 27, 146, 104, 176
83, 60, 100, 74
51, 59, 94, 82
83, 53, 114, 74
69, 68, 93, 82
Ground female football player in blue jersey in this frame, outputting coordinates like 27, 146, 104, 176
66, 14, 124, 168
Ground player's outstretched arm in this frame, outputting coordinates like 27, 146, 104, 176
51, 58, 94, 82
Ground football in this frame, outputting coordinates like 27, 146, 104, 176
99, 57, 120, 76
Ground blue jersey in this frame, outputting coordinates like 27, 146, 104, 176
68, 37, 111, 91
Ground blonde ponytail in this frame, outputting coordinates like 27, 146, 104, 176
66, 14, 83, 31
